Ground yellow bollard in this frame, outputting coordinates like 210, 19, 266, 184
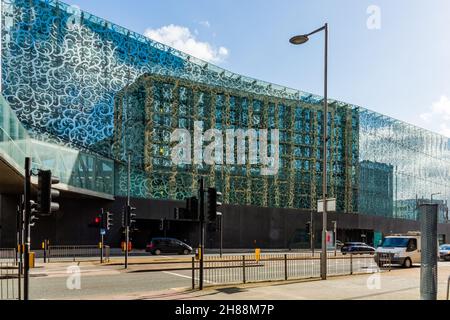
29, 252, 35, 268
255, 248, 261, 263
195, 247, 202, 261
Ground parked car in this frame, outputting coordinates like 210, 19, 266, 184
336, 240, 344, 249
341, 242, 376, 255
439, 244, 450, 261
146, 238, 193, 255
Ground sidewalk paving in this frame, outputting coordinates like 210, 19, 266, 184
85, 264, 450, 301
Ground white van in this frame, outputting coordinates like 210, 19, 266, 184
375, 232, 421, 268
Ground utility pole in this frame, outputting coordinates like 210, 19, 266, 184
290, 23, 329, 280
199, 178, 205, 290
23, 157, 31, 301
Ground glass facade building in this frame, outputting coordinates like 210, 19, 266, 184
1, 0, 449, 222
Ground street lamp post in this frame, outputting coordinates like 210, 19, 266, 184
290, 23, 329, 280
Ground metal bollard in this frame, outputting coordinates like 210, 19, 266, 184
350, 253, 353, 275
284, 254, 288, 281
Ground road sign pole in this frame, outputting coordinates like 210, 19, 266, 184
220, 214, 223, 258
100, 233, 104, 264
199, 178, 205, 290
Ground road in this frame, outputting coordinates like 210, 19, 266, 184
25, 253, 381, 300
25, 261, 450, 300
29, 265, 191, 300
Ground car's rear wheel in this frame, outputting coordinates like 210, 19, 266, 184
183, 249, 189, 255
154, 249, 162, 256
403, 258, 412, 268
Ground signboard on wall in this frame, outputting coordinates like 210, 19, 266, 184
326, 231, 335, 249
318, 199, 337, 213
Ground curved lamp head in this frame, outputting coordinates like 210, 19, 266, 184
289, 35, 309, 45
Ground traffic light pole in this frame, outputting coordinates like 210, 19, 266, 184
23, 157, 31, 301
310, 210, 315, 255
17, 197, 24, 300
199, 178, 205, 290
125, 153, 131, 269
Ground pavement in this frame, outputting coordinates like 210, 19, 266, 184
97, 263, 450, 301
25, 259, 450, 300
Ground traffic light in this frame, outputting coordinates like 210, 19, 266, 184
306, 222, 311, 236
186, 197, 199, 220
30, 201, 39, 228
100, 209, 107, 230
122, 206, 127, 227
126, 205, 137, 228
37, 170, 60, 216
207, 188, 222, 222
89, 213, 102, 228
106, 211, 114, 230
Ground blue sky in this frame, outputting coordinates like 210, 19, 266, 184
66, 0, 450, 137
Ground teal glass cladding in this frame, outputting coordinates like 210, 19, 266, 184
1, 0, 449, 220
358, 108, 450, 222
113, 74, 359, 213
0, 94, 114, 195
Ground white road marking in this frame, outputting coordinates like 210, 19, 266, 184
162, 271, 216, 284
162, 271, 192, 280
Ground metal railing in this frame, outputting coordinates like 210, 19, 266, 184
0, 249, 16, 262
193, 252, 391, 289
0, 249, 19, 300
47, 245, 110, 263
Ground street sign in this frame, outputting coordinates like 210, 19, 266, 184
100, 229, 106, 235
317, 198, 337, 213
326, 231, 335, 250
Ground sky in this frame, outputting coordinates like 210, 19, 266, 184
65, 0, 450, 138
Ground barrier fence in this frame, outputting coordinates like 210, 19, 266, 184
0, 249, 19, 300
193, 252, 391, 288
47, 245, 110, 262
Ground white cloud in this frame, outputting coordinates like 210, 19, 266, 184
144, 24, 228, 64
419, 96, 450, 137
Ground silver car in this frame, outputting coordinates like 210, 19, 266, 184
439, 244, 450, 261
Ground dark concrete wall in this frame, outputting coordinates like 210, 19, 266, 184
1, 194, 450, 250
0, 194, 21, 248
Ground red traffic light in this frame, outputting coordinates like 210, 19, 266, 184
95, 217, 101, 224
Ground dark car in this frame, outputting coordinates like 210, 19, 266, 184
146, 238, 193, 255
336, 240, 344, 249
341, 242, 376, 255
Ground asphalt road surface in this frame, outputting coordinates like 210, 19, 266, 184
26, 254, 381, 300
29, 269, 191, 300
